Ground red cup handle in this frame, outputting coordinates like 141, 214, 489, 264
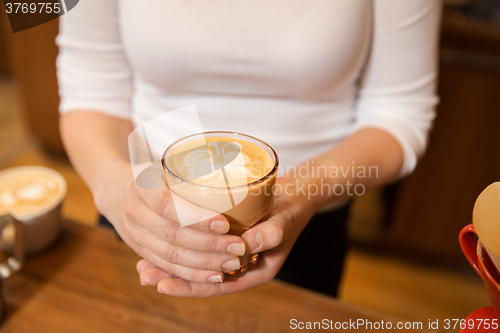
459, 224, 482, 278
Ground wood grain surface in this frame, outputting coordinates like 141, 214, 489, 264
0, 221, 423, 333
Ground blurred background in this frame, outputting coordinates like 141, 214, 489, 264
1, 0, 499, 324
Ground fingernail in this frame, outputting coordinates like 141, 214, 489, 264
140, 280, 146, 286
207, 275, 223, 283
210, 220, 230, 233
246, 232, 263, 252
227, 242, 245, 256
222, 258, 240, 271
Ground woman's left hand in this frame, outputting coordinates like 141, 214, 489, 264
136, 177, 317, 297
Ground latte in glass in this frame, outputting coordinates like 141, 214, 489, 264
162, 132, 278, 279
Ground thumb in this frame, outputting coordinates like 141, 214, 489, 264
241, 217, 288, 254
137, 185, 228, 232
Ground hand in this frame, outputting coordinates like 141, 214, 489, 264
94, 163, 247, 284
137, 177, 317, 297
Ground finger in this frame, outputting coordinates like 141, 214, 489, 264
156, 251, 276, 297
125, 201, 246, 255
140, 267, 174, 286
157, 277, 223, 297
241, 214, 289, 254
128, 187, 230, 234
186, 218, 230, 235
154, 225, 246, 256
132, 224, 242, 271
136, 259, 156, 274
135, 184, 228, 231
136, 246, 225, 284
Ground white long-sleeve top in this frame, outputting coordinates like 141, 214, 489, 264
57, 0, 441, 176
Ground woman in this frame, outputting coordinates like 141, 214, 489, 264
57, 0, 441, 297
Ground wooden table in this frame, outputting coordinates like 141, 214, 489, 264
0, 221, 424, 332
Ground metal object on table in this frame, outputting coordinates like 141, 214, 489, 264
0, 215, 24, 325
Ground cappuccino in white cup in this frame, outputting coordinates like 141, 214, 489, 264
0, 166, 67, 254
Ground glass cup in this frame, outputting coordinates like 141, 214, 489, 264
161, 132, 279, 279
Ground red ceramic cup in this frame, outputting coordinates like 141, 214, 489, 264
459, 224, 500, 320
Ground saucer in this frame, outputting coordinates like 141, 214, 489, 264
460, 306, 498, 332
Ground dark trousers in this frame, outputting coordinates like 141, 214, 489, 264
99, 203, 349, 298
275, 204, 350, 298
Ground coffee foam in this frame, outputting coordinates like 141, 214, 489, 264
0, 166, 67, 220
166, 137, 274, 187
163, 134, 278, 234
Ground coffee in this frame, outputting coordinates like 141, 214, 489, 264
162, 132, 278, 278
0, 172, 61, 218
0, 166, 66, 254
166, 137, 274, 188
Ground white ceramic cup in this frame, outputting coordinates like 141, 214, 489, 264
0, 166, 67, 254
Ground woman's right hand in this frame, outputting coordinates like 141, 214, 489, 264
93, 162, 246, 284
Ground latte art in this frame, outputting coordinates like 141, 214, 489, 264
183, 147, 261, 184
162, 132, 279, 279
0, 167, 66, 219
166, 137, 274, 187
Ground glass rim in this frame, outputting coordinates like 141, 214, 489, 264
161, 131, 279, 190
